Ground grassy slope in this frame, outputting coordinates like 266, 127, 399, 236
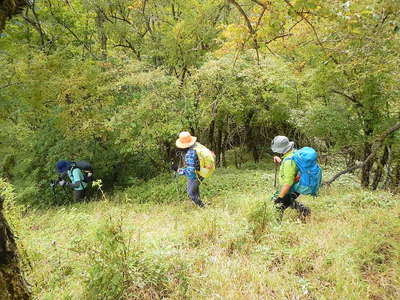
16, 166, 400, 300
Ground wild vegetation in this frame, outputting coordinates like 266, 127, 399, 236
3, 165, 400, 299
1, 0, 400, 299
1, 0, 399, 206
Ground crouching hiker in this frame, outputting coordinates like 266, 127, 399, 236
173, 132, 215, 207
55, 160, 93, 202
271, 136, 321, 221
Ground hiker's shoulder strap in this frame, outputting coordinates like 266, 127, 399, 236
188, 145, 200, 157
193, 142, 206, 149
281, 154, 297, 174
282, 152, 296, 162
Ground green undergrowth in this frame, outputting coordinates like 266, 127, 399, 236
12, 166, 400, 299
116, 167, 271, 205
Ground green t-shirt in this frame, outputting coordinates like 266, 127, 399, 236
67, 168, 87, 191
278, 151, 298, 187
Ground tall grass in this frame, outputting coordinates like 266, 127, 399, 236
13, 166, 400, 299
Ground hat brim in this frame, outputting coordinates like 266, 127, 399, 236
176, 136, 197, 149
272, 141, 294, 154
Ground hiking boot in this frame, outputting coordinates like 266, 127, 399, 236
292, 201, 311, 218
193, 199, 205, 208
299, 206, 311, 222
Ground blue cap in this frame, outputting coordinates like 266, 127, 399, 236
55, 160, 72, 173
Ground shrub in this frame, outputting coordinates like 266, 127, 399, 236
84, 218, 189, 300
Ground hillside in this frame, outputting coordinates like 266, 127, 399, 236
13, 166, 400, 299
1, 1, 400, 299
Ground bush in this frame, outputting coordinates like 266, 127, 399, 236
84, 218, 189, 300
0, 178, 27, 233
247, 199, 279, 241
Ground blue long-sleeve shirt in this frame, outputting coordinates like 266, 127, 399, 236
178, 147, 200, 180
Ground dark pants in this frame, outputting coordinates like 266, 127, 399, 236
187, 179, 205, 207
273, 192, 310, 219
73, 189, 86, 202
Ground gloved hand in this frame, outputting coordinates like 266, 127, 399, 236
58, 180, 66, 186
177, 168, 184, 175
170, 162, 178, 172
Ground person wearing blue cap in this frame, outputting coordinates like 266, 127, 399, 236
55, 160, 88, 201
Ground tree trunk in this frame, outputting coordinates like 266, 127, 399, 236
383, 146, 393, 189
96, 9, 107, 59
1, 4, 31, 298
325, 121, 400, 186
221, 117, 230, 168
371, 146, 389, 190
361, 142, 373, 188
0, 0, 28, 31
345, 149, 356, 170
208, 119, 215, 150
244, 110, 260, 163
0, 197, 31, 300
390, 162, 400, 193
215, 124, 223, 167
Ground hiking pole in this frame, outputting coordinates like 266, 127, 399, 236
50, 180, 57, 204
173, 171, 180, 194
274, 163, 277, 188
170, 160, 181, 195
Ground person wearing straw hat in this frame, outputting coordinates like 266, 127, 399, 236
174, 131, 205, 207
271, 136, 310, 220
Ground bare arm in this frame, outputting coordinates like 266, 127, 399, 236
279, 184, 292, 198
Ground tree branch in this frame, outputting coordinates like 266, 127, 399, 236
46, 0, 97, 59
0, 82, 22, 89
265, 33, 292, 44
255, 7, 266, 29
331, 89, 363, 108
325, 122, 400, 185
282, 0, 325, 51
250, 0, 269, 8
228, 0, 255, 34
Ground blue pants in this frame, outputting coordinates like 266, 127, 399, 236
187, 179, 205, 207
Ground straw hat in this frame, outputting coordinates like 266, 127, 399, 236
271, 136, 294, 154
176, 131, 197, 149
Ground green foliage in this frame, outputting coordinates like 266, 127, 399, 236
0, 178, 23, 229
16, 168, 400, 299
2, 1, 400, 298
247, 198, 279, 240
84, 218, 189, 299
1, 0, 399, 203
118, 167, 269, 205
0, 55, 182, 206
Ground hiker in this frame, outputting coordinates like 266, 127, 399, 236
271, 136, 311, 220
55, 160, 91, 201
173, 132, 206, 207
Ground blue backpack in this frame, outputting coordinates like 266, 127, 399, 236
290, 147, 322, 196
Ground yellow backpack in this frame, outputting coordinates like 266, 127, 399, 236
193, 142, 216, 178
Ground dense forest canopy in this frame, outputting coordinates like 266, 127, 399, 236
1, 0, 399, 206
